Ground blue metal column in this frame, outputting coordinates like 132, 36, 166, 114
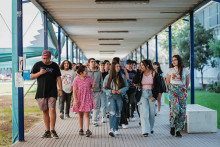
140, 46, 142, 61
12, 0, 18, 143
131, 52, 133, 60
146, 42, 149, 60
190, 11, 195, 104
43, 11, 48, 50
76, 46, 78, 63
135, 49, 137, 62
66, 36, 68, 60
155, 35, 158, 62
78, 49, 81, 63
17, 0, 24, 141
169, 26, 172, 66
71, 42, 74, 63
58, 26, 61, 65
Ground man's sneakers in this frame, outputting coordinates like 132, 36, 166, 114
41, 130, 59, 139
122, 124, 128, 129
101, 117, 106, 123
130, 117, 136, 122
51, 130, 59, 139
65, 114, 70, 118
41, 130, 51, 138
60, 113, 64, 119
115, 130, 120, 135
92, 122, 99, 127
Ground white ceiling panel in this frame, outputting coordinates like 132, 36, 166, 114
32, 0, 205, 60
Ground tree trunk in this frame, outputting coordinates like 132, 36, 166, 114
201, 70, 204, 89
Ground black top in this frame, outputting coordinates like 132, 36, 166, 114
31, 61, 61, 99
102, 71, 108, 80
126, 69, 137, 93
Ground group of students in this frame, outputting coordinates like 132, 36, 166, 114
31, 50, 190, 139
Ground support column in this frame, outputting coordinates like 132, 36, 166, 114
131, 52, 133, 60
169, 26, 172, 66
140, 46, 142, 61
71, 42, 74, 63
66, 36, 68, 60
78, 49, 81, 63
135, 49, 137, 62
12, 0, 18, 143
17, 0, 24, 141
76, 46, 78, 63
146, 42, 149, 60
190, 11, 195, 104
155, 35, 158, 62
43, 11, 48, 50
58, 26, 61, 65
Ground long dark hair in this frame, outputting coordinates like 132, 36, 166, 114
60, 60, 72, 70
141, 60, 154, 71
153, 62, 163, 74
105, 61, 125, 89
169, 55, 185, 78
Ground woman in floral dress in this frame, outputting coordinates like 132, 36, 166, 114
166, 55, 190, 137
71, 65, 96, 137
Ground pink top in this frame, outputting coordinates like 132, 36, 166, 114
141, 74, 153, 89
71, 75, 95, 112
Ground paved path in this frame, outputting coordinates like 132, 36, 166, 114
12, 104, 220, 147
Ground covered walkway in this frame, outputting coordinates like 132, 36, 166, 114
10, 0, 220, 145
12, 104, 220, 147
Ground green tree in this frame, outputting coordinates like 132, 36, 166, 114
176, 20, 217, 87
208, 38, 220, 58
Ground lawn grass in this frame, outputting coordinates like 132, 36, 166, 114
0, 131, 12, 147
164, 90, 220, 129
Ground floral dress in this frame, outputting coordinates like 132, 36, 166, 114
71, 75, 95, 112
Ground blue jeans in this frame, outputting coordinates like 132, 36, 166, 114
92, 92, 101, 122
138, 89, 155, 134
100, 92, 107, 117
108, 94, 123, 131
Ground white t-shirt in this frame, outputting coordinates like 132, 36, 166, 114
167, 67, 190, 85
60, 69, 76, 93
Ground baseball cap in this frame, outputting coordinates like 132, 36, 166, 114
42, 50, 51, 58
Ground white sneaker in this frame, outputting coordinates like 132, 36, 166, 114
101, 117, 106, 123
92, 122, 98, 127
157, 111, 160, 115
115, 130, 120, 135
130, 117, 136, 122
122, 124, 128, 129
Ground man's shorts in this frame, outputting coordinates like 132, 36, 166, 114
36, 97, 56, 111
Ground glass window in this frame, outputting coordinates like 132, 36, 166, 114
209, 4, 217, 28
196, 10, 204, 26
204, 8, 210, 29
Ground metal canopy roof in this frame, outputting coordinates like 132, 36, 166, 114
32, 0, 205, 60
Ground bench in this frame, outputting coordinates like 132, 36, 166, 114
186, 104, 217, 133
